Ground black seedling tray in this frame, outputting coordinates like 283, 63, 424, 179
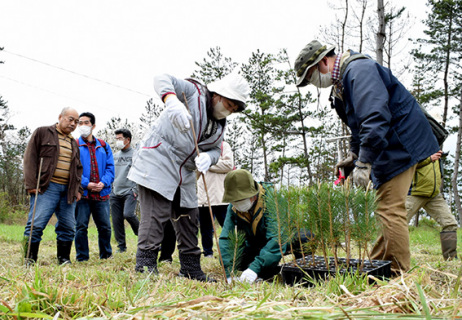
281, 255, 391, 287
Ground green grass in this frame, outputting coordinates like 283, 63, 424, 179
0, 222, 460, 319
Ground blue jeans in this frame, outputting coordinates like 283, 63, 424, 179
75, 199, 112, 261
24, 182, 76, 243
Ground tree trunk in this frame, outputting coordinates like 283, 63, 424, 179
451, 91, 462, 223
376, 0, 385, 66
358, 0, 367, 52
442, 10, 453, 128
341, 0, 349, 52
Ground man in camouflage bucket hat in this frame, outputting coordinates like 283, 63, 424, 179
294, 40, 335, 87
219, 169, 315, 284
294, 40, 439, 275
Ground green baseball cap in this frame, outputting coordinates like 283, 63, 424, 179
222, 169, 259, 203
294, 40, 335, 87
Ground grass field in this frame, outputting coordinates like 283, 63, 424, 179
0, 221, 461, 319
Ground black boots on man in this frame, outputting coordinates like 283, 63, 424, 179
178, 253, 216, 282
135, 248, 159, 274
24, 240, 40, 265
57, 240, 73, 265
440, 231, 458, 260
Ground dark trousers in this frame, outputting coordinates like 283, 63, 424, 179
137, 185, 200, 256
198, 205, 228, 256
110, 193, 140, 252
75, 199, 112, 261
158, 219, 176, 261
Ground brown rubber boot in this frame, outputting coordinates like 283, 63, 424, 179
440, 231, 458, 260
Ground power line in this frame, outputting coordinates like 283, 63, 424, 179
3, 49, 153, 98
0, 75, 114, 112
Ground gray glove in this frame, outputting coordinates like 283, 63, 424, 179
334, 151, 357, 177
352, 161, 372, 188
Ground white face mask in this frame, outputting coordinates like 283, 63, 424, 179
116, 140, 126, 149
213, 100, 231, 120
310, 65, 333, 88
79, 125, 92, 138
232, 198, 254, 212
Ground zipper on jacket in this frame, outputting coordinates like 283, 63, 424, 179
430, 161, 437, 197
178, 82, 203, 186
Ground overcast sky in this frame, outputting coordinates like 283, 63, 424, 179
1, 0, 429, 135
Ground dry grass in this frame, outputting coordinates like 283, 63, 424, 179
0, 223, 460, 319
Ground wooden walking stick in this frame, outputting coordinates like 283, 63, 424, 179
26, 157, 43, 265
182, 92, 228, 282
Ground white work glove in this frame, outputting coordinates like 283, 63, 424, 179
334, 151, 357, 176
195, 153, 212, 173
352, 160, 372, 188
165, 95, 191, 133
227, 277, 232, 284
238, 268, 258, 284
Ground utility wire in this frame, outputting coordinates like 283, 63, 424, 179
0, 75, 114, 113
3, 49, 153, 98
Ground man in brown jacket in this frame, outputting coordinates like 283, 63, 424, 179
23, 107, 83, 265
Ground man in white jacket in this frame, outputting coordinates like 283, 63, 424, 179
128, 72, 249, 281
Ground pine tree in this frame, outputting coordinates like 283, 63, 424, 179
97, 117, 139, 148
241, 50, 280, 182
139, 98, 164, 132
0, 96, 30, 206
190, 47, 238, 83
413, 0, 461, 128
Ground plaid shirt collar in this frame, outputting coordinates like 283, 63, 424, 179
82, 137, 108, 201
331, 54, 342, 84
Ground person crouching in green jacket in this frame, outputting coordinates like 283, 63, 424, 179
406, 151, 458, 260
219, 169, 314, 284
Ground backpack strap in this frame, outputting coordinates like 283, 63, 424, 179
97, 138, 106, 148
339, 52, 370, 80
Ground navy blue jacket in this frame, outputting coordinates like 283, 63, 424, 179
77, 137, 115, 197
333, 52, 439, 188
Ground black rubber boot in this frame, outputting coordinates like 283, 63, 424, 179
440, 231, 458, 260
25, 240, 40, 265
178, 253, 216, 282
135, 249, 159, 274
57, 240, 73, 265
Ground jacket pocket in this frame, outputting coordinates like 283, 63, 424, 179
39, 143, 56, 173
39, 143, 56, 158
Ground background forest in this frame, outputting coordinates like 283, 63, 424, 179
1, 0, 462, 226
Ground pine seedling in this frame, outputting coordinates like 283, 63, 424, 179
226, 226, 246, 279
290, 186, 311, 265
352, 184, 378, 269
343, 182, 378, 270
341, 178, 353, 268
310, 182, 331, 270
327, 183, 344, 269
294, 185, 317, 266
265, 186, 291, 264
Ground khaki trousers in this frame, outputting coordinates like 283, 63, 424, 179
371, 165, 416, 273
406, 194, 458, 232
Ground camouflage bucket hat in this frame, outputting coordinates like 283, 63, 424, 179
222, 169, 259, 203
294, 40, 335, 87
